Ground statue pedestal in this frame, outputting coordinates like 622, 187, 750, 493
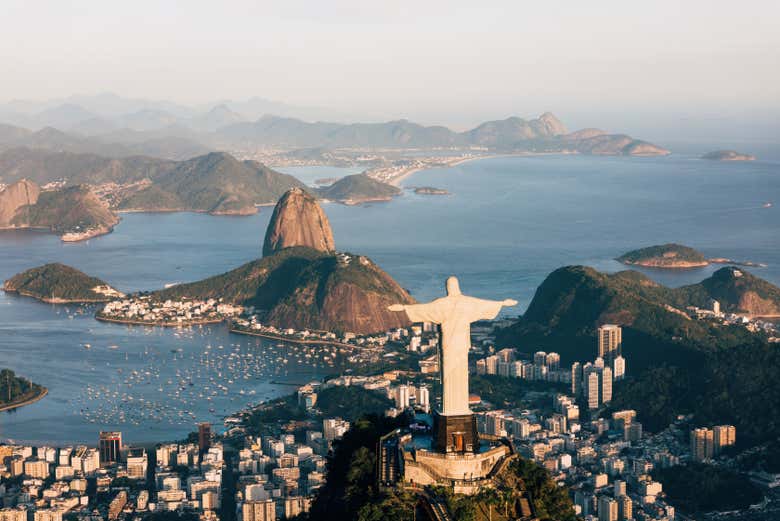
432, 410, 479, 453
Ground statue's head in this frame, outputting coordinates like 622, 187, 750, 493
446, 276, 461, 296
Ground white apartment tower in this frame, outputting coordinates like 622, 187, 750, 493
598, 324, 623, 363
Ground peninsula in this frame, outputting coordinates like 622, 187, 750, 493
94, 189, 415, 333
0, 180, 118, 241
0, 368, 47, 412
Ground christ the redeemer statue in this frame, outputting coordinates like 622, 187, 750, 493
389, 276, 517, 419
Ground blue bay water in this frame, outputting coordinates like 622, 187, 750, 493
0, 154, 777, 444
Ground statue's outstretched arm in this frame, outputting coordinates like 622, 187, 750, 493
387, 302, 443, 323
468, 297, 518, 321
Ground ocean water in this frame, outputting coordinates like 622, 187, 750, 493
0, 154, 777, 444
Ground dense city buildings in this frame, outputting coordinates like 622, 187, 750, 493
691, 425, 736, 461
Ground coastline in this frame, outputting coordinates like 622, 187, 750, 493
2, 287, 112, 304
382, 151, 574, 187
229, 326, 354, 349
0, 386, 48, 413
95, 314, 225, 328
620, 260, 709, 269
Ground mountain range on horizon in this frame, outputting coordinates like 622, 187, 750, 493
0, 93, 670, 157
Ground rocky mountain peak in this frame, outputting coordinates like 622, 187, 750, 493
262, 188, 335, 256
0, 178, 41, 226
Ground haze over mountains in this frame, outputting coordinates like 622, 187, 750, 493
0, 93, 668, 156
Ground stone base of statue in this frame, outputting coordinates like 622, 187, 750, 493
432, 410, 479, 454
401, 441, 512, 495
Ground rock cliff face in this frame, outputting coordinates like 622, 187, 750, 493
0, 179, 40, 226
262, 252, 415, 334
262, 188, 335, 256
0, 181, 119, 240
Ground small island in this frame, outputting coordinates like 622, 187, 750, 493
617, 243, 709, 268
3, 263, 124, 303
0, 368, 47, 412
617, 244, 767, 270
702, 150, 756, 161
315, 174, 401, 204
411, 186, 450, 195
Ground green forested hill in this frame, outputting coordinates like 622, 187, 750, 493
316, 174, 400, 203
3, 263, 120, 303
0, 368, 46, 409
617, 243, 707, 267
497, 265, 780, 448
153, 247, 414, 334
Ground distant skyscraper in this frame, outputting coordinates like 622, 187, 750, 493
613, 355, 626, 380
545, 352, 560, 371
586, 371, 600, 409
618, 495, 632, 521
415, 385, 430, 412
691, 427, 715, 461
598, 324, 622, 363
584, 364, 613, 409
395, 385, 410, 409
533, 351, 547, 367
602, 367, 613, 404
613, 479, 626, 498
242, 500, 276, 521
571, 362, 582, 396
598, 496, 618, 521
713, 425, 736, 454
99, 431, 122, 465
198, 422, 212, 452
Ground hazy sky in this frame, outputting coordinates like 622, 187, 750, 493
1, 0, 779, 137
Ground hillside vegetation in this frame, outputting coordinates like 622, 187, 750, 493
3, 263, 121, 303
153, 247, 414, 334
497, 265, 780, 447
0, 368, 47, 409
316, 174, 401, 203
617, 243, 708, 268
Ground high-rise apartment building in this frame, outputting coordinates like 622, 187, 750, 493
613, 356, 626, 381
598, 324, 622, 363
713, 425, 736, 453
99, 431, 122, 466
545, 352, 560, 371
584, 364, 613, 409
602, 367, 613, 403
691, 428, 715, 461
586, 371, 600, 410
126, 448, 148, 479
571, 362, 581, 396
598, 496, 618, 521
198, 423, 212, 452
242, 500, 276, 521
618, 495, 632, 521
395, 385, 410, 409
415, 385, 430, 412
